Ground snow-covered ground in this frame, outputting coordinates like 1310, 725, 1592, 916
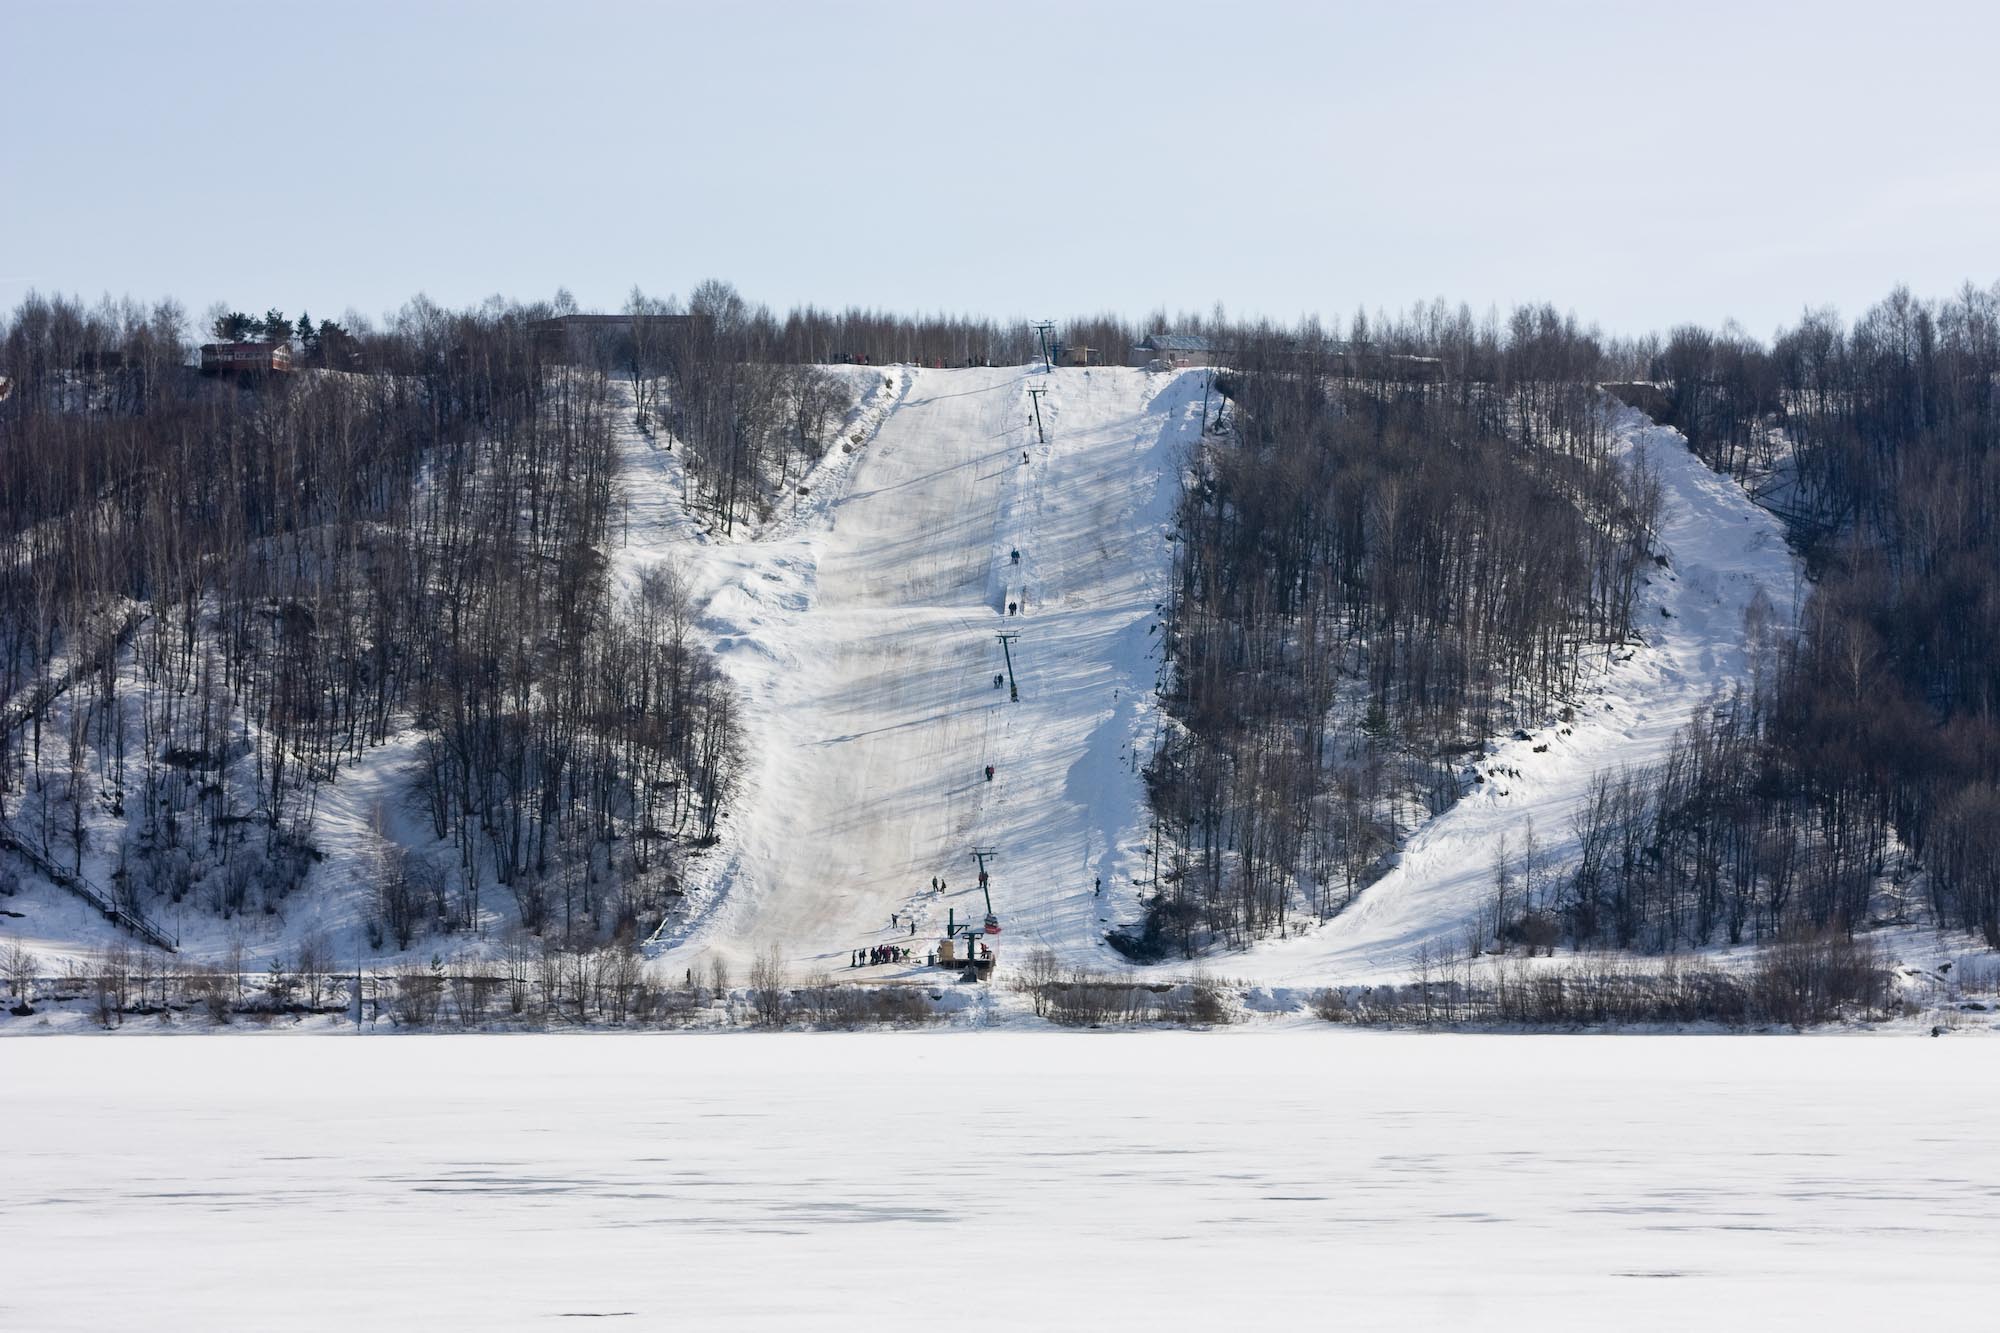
3, 1035, 1995, 1330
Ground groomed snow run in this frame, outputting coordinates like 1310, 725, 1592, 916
4, 1035, 1994, 1331
644, 366, 1205, 978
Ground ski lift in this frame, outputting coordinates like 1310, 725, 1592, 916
971, 848, 1002, 936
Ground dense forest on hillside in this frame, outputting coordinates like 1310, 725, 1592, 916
1608, 283, 2000, 949
0, 293, 753, 950
1137, 308, 1656, 954
1135, 282, 2000, 960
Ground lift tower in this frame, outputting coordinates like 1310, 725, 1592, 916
1026, 385, 1048, 444
995, 631, 1020, 701
1030, 320, 1055, 371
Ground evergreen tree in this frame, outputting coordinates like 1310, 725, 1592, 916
211, 310, 255, 342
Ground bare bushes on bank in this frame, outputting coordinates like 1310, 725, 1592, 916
793, 971, 937, 1029
0, 937, 953, 1030
1311, 933, 1890, 1028
1015, 948, 1235, 1027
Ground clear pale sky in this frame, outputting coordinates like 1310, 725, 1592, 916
5, 0, 1995, 341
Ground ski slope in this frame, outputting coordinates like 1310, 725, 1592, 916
644, 366, 1205, 979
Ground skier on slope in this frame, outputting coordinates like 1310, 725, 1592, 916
985, 765, 995, 782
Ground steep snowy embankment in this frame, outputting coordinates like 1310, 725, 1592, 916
1224, 405, 1805, 984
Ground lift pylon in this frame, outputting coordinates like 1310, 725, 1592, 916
996, 631, 1020, 701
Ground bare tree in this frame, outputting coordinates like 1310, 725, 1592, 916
748, 944, 788, 1028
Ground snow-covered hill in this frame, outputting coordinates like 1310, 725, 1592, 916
4, 369, 1819, 990
639, 380, 1805, 984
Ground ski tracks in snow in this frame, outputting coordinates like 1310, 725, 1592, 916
642, 367, 1204, 978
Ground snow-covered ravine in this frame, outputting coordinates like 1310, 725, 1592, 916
1227, 405, 1805, 985
640, 366, 1205, 979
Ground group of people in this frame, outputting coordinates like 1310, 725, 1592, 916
855, 945, 915, 967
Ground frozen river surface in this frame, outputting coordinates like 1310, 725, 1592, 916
3, 1034, 1994, 1331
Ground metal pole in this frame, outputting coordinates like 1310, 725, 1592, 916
996, 632, 1020, 701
